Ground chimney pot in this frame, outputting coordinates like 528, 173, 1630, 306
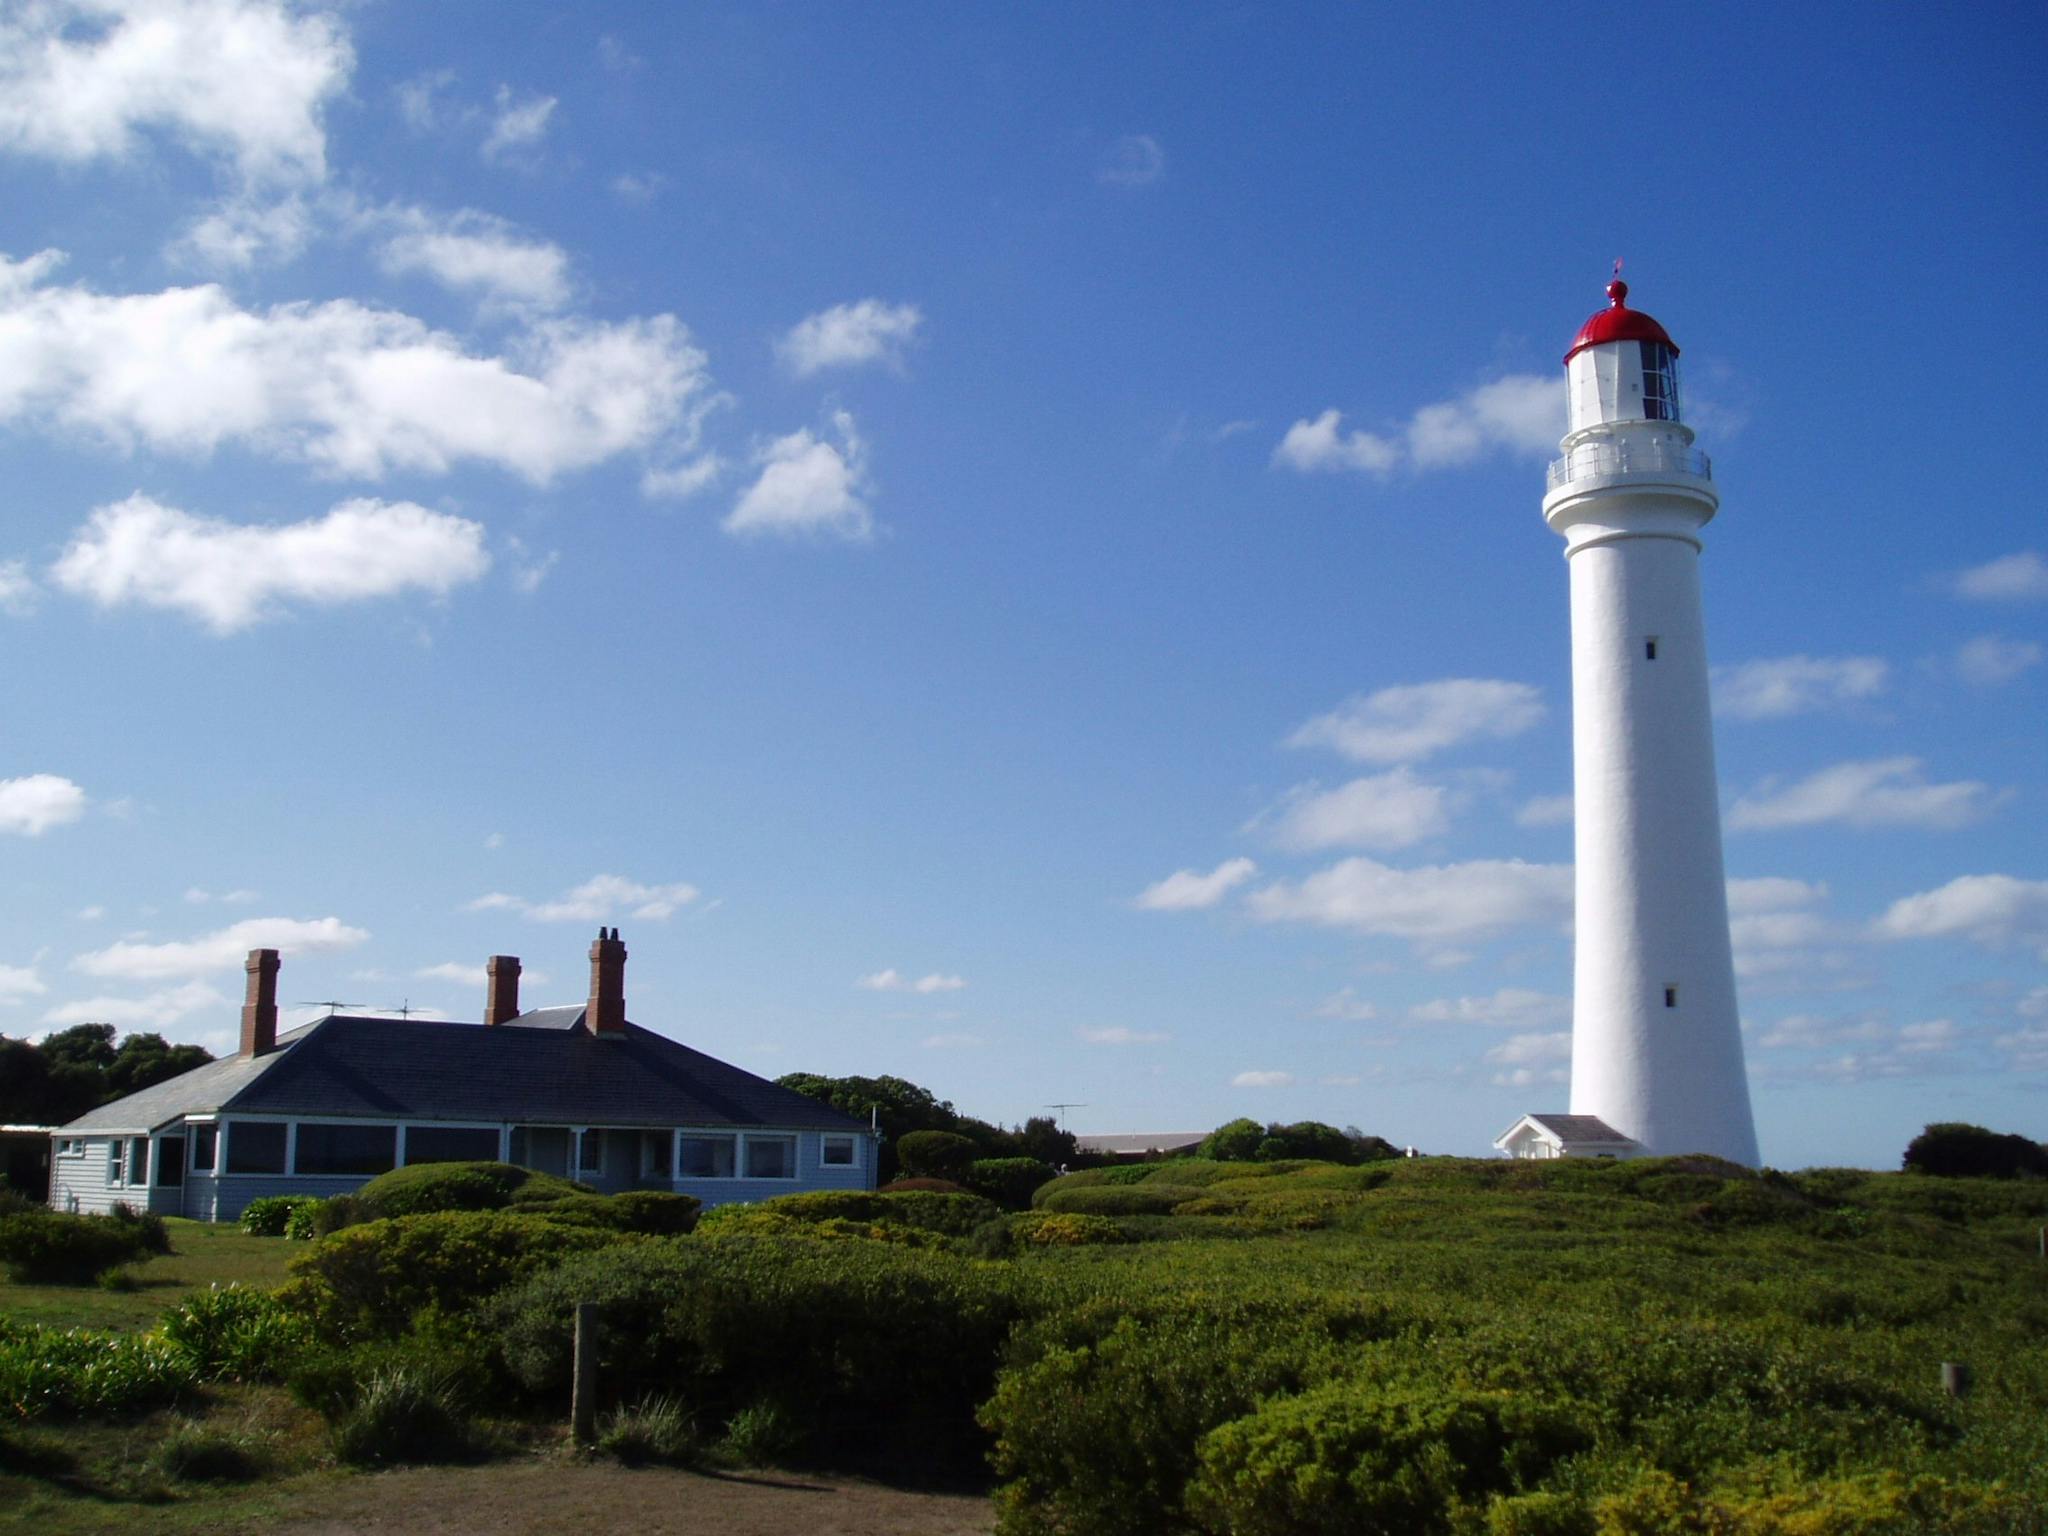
484, 954, 522, 1026
240, 948, 280, 1057
586, 929, 627, 1035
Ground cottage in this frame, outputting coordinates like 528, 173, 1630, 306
51, 930, 877, 1221
1493, 1113, 1643, 1162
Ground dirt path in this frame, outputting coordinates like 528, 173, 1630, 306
235, 1462, 994, 1536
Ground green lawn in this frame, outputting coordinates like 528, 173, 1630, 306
0, 1219, 296, 1332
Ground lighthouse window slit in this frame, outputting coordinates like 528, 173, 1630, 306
1644, 638, 1658, 660
1664, 986, 1678, 1009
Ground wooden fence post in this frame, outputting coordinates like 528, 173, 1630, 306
1941, 1361, 1971, 1399
572, 1301, 599, 1442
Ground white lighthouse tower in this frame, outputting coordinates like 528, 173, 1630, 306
1539, 277, 1759, 1167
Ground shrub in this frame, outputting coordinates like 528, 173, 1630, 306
0, 1319, 197, 1420
280, 1210, 630, 1341
1184, 1381, 1589, 1536
598, 1394, 698, 1465
602, 1190, 702, 1235
719, 1397, 811, 1466
330, 1365, 477, 1467
107, 1202, 171, 1254
696, 1188, 996, 1239
1200, 1118, 1267, 1162
879, 1176, 969, 1195
1903, 1123, 2048, 1180
241, 1194, 323, 1237
896, 1130, 980, 1181
966, 1157, 1058, 1210
156, 1421, 262, 1482
1011, 1212, 1129, 1247
0, 1209, 158, 1283
1035, 1183, 1206, 1218
157, 1284, 313, 1381
342, 1160, 588, 1220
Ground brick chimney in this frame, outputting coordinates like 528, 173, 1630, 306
586, 927, 626, 1035
484, 954, 522, 1026
240, 948, 280, 1057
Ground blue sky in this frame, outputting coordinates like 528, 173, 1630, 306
1, 1, 2041, 1169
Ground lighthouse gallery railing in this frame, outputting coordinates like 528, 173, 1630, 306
1547, 440, 1712, 491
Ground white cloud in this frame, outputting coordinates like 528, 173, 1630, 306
1232, 1069, 1294, 1088
394, 69, 452, 132
1727, 757, 2006, 832
724, 410, 871, 540
1271, 410, 1399, 475
857, 970, 967, 994
0, 773, 88, 835
1725, 876, 1829, 914
921, 1032, 982, 1049
610, 171, 667, 205
1516, 794, 1573, 828
1484, 1030, 1571, 1066
76, 905, 105, 921
1254, 769, 1454, 853
1755, 1011, 1889, 1050
1288, 680, 1544, 766
641, 454, 724, 501
170, 191, 312, 269
1135, 856, 1258, 912
1312, 987, 1378, 1022
1952, 550, 2048, 602
1953, 635, 2042, 687
1875, 874, 2048, 958
416, 962, 484, 985
51, 494, 490, 633
491, 875, 703, 924
0, 0, 351, 186
777, 300, 923, 377
1076, 1025, 1171, 1045
183, 887, 258, 905
0, 252, 713, 483
1098, 133, 1164, 187
0, 559, 35, 615
482, 85, 555, 163
41, 978, 230, 1030
1410, 988, 1570, 1030
504, 536, 559, 595
75, 916, 368, 980
375, 207, 571, 312
1712, 655, 1887, 720
1249, 857, 1572, 943
1273, 375, 1560, 477
0, 963, 47, 1006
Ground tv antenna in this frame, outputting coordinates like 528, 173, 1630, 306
380, 999, 430, 1019
1044, 1102, 1089, 1131
296, 1000, 365, 1016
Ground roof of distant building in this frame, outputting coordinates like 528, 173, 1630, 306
1565, 279, 1676, 364
1496, 1112, 1639, 1147
1074, 1132, 1208, 1156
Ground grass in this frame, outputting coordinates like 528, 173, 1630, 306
0, 1221, 296, 1333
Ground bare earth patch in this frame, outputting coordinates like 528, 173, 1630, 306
222, 1461, 993, 1536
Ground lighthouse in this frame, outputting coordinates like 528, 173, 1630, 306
1536, 277, 1759, 1167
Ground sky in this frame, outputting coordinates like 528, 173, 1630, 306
1, 1, 2042, 1170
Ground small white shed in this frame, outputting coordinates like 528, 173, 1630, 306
1494, 1113, 1643, 1161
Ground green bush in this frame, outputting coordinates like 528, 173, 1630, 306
696, 1188, 996, 1238
878, 1176, 970, 1194
896, 1129, 980, 1181
1035, 1183, 1206, 1218
156, 1420, 262, 1482
0, 1318, 198, 1420
157, 1284, 313, 1380
598, 1394, 698, 1465
1903, 1122, 2048, 1180
965, 1157, 1058, 1210
1185, 1381, 1589, 1536
336, 1159, 589, 1222
330, 1365, 478, 1466
1009, 1212, 1129, 1248
107, 1201, 171, 1254
0, 1209, 159, 1283
280, 1209, 630, 1341
241, 1194, 324, 1236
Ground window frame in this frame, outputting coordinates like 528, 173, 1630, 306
821, 1134, 857, 1168
743, 1133, 799, 1181
223, 1119, 290, 1176
677, 1132, 737, 1180
293, 1120, 400, 1177
189, 1121, 218, 1174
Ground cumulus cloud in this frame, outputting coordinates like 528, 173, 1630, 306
1272, 375, 1560, 477
1952, 550, 2048, 602
1250, 857, 1572, 944
921, 1032, 982, 1049
482, 85, 555, 163
1077, 1025, 1171, 1045
51, 494, 490, 632
1484, 1031, 1570, 1070
1875, 874, 2048, 958
1135, 857, 1258, 912
0, 774, 88, 835
1410, 988, 1570, 1029
1727, 757, 2006, 833
171, 191, 313, 269
0, 559, 35, 615
724, 410, 871, 540
42, 978, 230, 1029
0, 252, 713, 482
1755, 1011, 1888, 1050
1953, 635, 2042, 687
183, 887, 258, 905
857, 969, 966, 994
478, 875, 702, 924
1253, 769, 1455, 853
1313, 987, 1379, 1022
1231, 1069, 1294, 1088
374, 206, 571, 312
0, 0, 351, 186
0, 962, 48, 1006
1516, 794, 1573, 828
1288, 680, 1544, 766
777, 300, 922, 377
1712, 655, 1887, 720
1097, 133, 1164, 186
75, 916, 368, 980
641, 454, 724, 502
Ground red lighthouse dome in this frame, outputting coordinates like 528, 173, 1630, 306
1564, 280, 1676, 364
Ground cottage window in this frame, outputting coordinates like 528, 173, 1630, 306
157, 1137, 185, 1187
225, 1121, 287, 1175
821, 1135, 856, 1167
295, 1123, 398, 1176
678, 1134, 735, 1179
405, 1126, 501, 1166
107, 1141, 122, 1182
190, 1123, 218, 1172
579, 1130, 605, 1173
745, 1135, 798, 1180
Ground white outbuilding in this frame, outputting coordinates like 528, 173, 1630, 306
1494, 1113, 1642, 1161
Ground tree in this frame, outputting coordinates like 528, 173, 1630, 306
0, 1025, 215, 1127
1903, 1123, 2048, 1179
108, 1033, 212, 1097
1200, 1118, 1267, 1162
1014, 1115, 1077, 1168
897, 1130, 979, 1181
777, 1072, 969, 1183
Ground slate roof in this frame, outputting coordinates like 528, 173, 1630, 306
61, 1013, 863, 1135
1075, 1132, 1207, 1156
1497, 1113, 1639, 1147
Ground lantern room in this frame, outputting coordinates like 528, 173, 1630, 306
1564, 280, 1683, 435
